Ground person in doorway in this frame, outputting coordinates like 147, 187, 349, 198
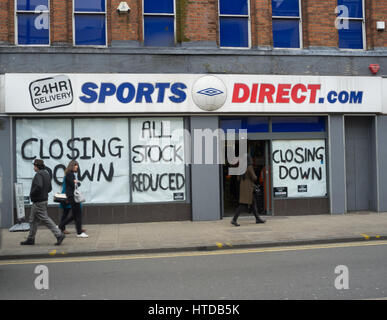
20, 159, 65, 246
231, 154, 266, 226
59, 160, 88, 238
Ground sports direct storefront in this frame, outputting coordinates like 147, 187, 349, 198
5, 73, 380, 113
2, 73, 386, 225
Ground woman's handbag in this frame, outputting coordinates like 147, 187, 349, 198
53, 193, 67, 203
74, 185, 86, 203
253, 184, 262, 195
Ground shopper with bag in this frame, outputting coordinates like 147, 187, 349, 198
59, 160, 88, 238
231, 154, 266, 227
58, 178, 86, 235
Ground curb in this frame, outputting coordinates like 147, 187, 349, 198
1, 235, 387, 261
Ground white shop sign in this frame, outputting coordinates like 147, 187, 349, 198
16, 118, 130, 204
29, 75, 73, 111
4, 73, 383, 114
272, 140, 327, 198
14, 183, 26, 220
16, 117, 186, 205
130, 118, 186, 203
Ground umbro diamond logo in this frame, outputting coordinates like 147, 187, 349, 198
197, 88, 224, 97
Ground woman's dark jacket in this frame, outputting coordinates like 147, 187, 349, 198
64, 172, 80, 199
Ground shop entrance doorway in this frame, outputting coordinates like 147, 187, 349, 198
222, 139, 272, 217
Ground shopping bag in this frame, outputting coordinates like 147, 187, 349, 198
53, 193, 67, 203
74, 185, 86, 203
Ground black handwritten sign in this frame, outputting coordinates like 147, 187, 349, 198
16, 118, 130, 204
131, 118, 186, 202
272, 140, 327, 198
20, 136, 123, 185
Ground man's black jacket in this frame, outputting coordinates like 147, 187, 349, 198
30, 169, 52, 203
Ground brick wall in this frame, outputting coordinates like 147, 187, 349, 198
0, 0, 14, 44
0, 0, 385, 48
182, 0, 218, 43
252, 0, 273, 47
0, 0, 8, 43
367, 0, 387, 49
51, 0, 69, 45
302, 0, 338, 48
110, 0, 141, 43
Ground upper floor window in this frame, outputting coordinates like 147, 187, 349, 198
143, 0, 175, 47
219, 0, 250, 48
272, 0, 302, 48
16, 0, 49, 45
337, 0, 365, 49
73, 0, 107, 46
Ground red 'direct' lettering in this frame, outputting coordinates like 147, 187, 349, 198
258, 84, 275, 103
276, 84, 291, 103
232, 83, 250, 103
307, 84, 321, 103
250, 84, 259, 103
291, 84, 308, 104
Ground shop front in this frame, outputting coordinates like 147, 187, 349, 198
220, 116, 328, 217
13, 116, 191, 224
1, 73, 386, 227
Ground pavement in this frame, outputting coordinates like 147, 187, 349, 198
1, 212, 387, 260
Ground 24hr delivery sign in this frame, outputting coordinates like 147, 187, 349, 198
4, 73, 382, 113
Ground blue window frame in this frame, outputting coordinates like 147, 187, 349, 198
272, 117, 326, 132
220, 116, 326, 133
220, 117, 269, 133
219, 0, 249, 48
272, 0, 301, 48
337, 0, 364, 49
74, 0, 106, 46
16, 0, 49, 45
144, 0, 175, 47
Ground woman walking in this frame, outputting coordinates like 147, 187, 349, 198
59, 177, 86, 234
231, 154, 266, 226
59, 160, 88, 238
59, 177, 72, 234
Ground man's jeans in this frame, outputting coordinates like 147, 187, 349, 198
27, 201, 61, 240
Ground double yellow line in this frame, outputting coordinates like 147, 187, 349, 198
1, 240, 387, 266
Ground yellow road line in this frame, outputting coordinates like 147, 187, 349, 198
1, 240, 387, 266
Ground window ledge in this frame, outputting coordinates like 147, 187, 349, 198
0, 45, 386, 57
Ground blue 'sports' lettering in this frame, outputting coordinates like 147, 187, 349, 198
79, 82, 187, 104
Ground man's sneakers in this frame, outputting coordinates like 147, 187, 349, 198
76, 232, 89, 238
20, 238, 35, 245
55, 233, 66, 246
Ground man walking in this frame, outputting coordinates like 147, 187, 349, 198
20, 159, 65, 246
